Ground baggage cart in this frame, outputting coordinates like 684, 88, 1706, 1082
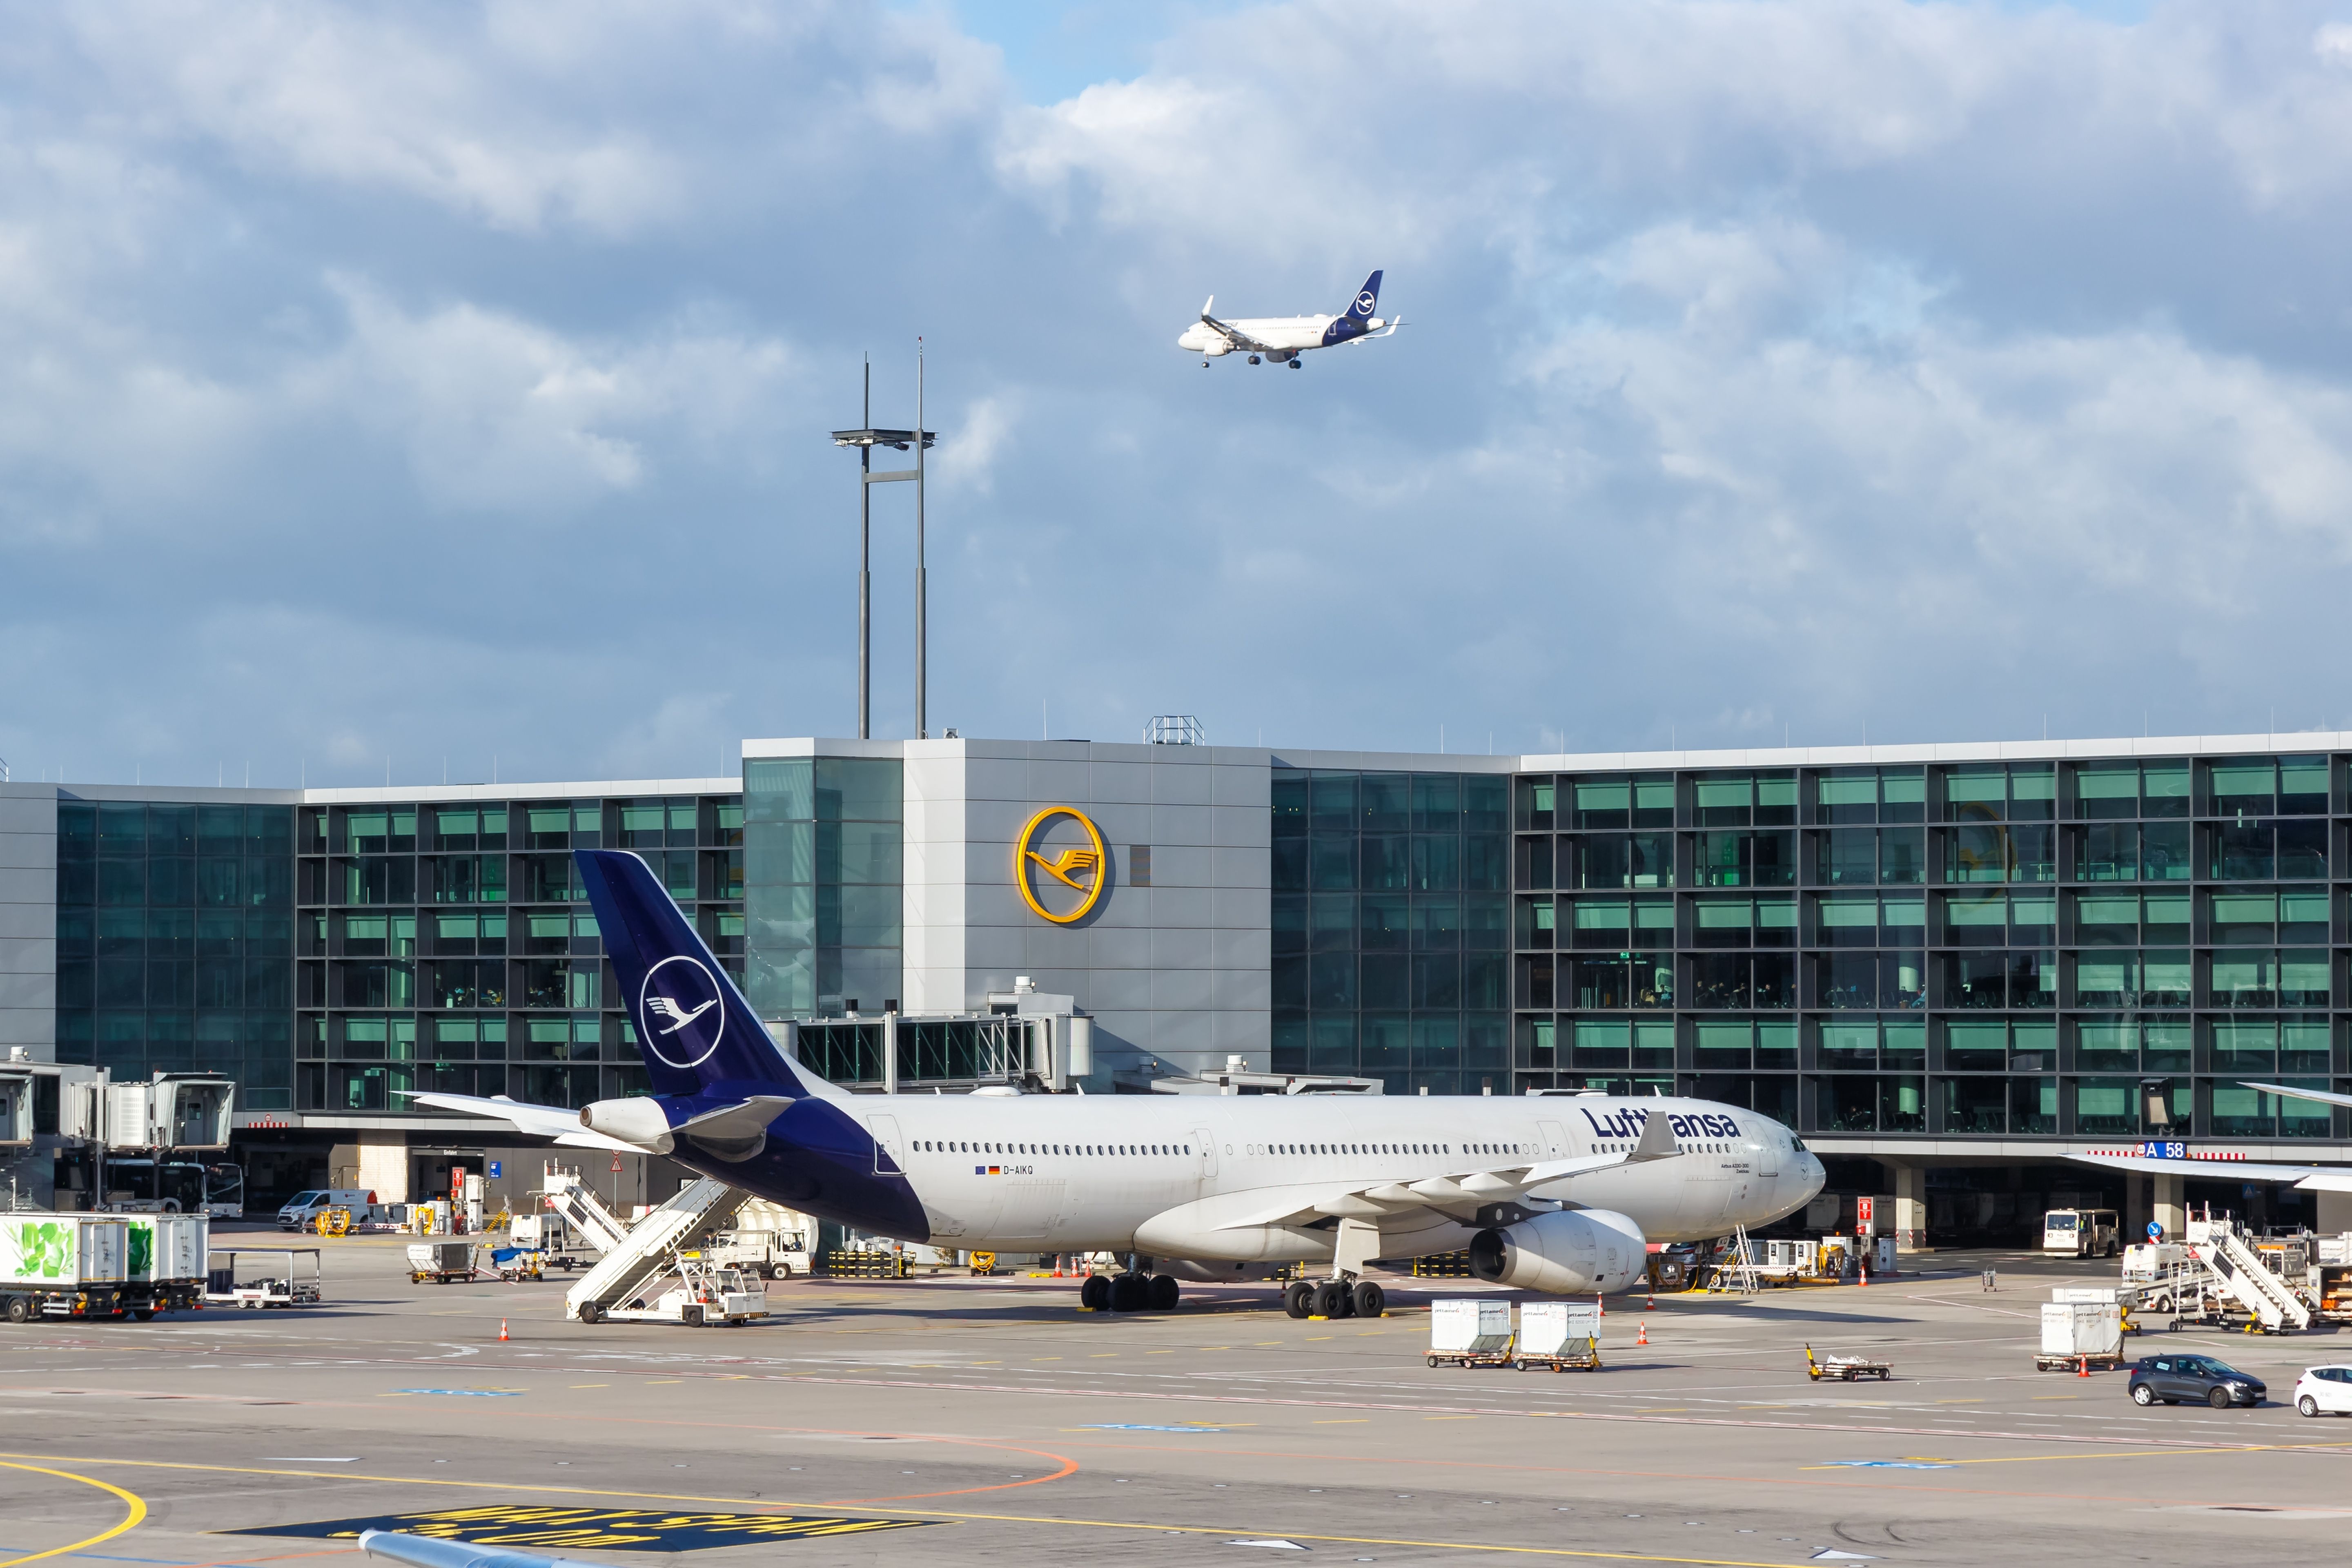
205, 1248, 323, 1307
406, 1241, 476, 1285
1513, 1301, 1603, 1372
2036, 1300, 2125, 1370
1427, 1298, 1515, 1368
1805, 1343, 1891, 1381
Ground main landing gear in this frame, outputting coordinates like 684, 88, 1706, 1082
1284, 1277, 1385, 1320
1081, 1269, 1181, 1313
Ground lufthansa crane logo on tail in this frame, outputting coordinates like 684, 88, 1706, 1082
1015, 806, 1108, 924
1355, 290, 1376, 315
638, 954, 726, 1070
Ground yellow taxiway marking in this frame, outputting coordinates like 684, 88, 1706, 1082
1033, 1357, 1062, 1361
0, 1451, 1894, 1568
1145, 1350, 1174, 1355
1089, 1354, 1117, 1359
648, 1379, 682, 1384
0, 1461, 148, 1568
570, 1384, 608, 1389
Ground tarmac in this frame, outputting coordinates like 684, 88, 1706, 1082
4, 1235, 2351, 1568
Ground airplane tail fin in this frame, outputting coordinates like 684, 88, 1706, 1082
575, 849, 842, 1103
1344, 270, 1383, 323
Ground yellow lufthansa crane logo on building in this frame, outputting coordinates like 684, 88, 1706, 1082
1016, 805, 1107, 924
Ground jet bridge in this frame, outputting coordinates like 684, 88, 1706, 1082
564, 1178, 751, 1325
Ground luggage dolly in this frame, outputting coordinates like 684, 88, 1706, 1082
1806, 1343, 1892, 1381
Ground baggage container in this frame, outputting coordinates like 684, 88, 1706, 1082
120, 1214, 210, 1314
1428, 1298, 1514, 1365
1512, 1301, 1603, 1371
2037, 1301, 2123, 1369
406, 1241, 476, 1284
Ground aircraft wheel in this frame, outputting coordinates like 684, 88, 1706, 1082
1288, 358, 1302, 368
1283, 1281, 1315, 1319
1312, 1280, 1351, 1318
1248, 355, 1261, 365
1109, 1274, 1149, 1312
1148, 1274, 1180, 1311
1352, 1281, 1385, 1319
1080, 1274, 1110, 1311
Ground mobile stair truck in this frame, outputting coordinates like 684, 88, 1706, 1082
566, 1178, 762, 1325
1, 1212, 129, 1321
2185, 1215, 2312, 1333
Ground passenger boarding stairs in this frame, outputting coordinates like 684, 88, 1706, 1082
564, 1178, 752, 1323
2187, 1219, 2312, 1332
540, 1162, 633, 1255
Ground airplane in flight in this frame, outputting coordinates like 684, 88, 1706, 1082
1178, 270, 1402, 368
419, 849, 1824, 1318
2070, 1081, 2352, 1196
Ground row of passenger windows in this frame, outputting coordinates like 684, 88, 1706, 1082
918, 1140, 1191, 1157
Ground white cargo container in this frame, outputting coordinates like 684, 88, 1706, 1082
121, 1214, 209, 1315
2037, 1301, 2123, 1368
1515, 1301, 1603, 1368
0, 1213, 131, 1322
1428, 1298, 1514, 1365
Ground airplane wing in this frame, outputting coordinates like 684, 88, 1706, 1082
405, 1090, 642, 1154
1217, 1111, 1682, 1230
2063, 1079, 2352, 1192
1198, 303, 1280, 357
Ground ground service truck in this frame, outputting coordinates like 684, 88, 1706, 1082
2, 1214, 129, 1321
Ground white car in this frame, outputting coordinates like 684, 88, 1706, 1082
2293, 1365, 2352, 1417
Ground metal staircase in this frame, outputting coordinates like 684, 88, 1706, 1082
564, 1178, 751, 1324
2187, 1220, 2312, 1332
539, 1161, 633, 1256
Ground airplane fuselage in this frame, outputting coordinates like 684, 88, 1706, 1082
662, 1090, 1824, 1265
1180, 313, 1378, 357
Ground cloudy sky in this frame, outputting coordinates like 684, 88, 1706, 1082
6, 0, 2352, 789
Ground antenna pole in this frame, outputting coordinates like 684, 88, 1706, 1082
859, 357, 871, 740
915, 343, 927, 740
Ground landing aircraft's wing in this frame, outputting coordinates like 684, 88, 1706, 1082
2065, 1081, 2352, 1192
1218, 1111, 1682, 1230
1198, 299, 1280, 356
405, 1089, 641, 1154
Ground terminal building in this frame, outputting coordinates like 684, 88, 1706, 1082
5, 728, 2350, 1245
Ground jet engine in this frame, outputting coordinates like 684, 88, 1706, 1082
1467, 1208, 1646, 1294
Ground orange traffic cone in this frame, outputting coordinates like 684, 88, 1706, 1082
1636, 1322, 1648, 1347
1646, 1290, 1656, 1312
1858, 1260, 1869, 1287
1597, 1292, 1604, 1318
499, 1319, 509, 1342
2077, 1356, 2089, 1378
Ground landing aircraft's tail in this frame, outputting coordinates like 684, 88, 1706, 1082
575, 849, 841, 1103
1344, 270, 1383, 322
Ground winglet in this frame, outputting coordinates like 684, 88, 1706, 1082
1628, 1109, 1682, 1163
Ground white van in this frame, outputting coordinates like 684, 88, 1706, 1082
277, 1189, 376, 1231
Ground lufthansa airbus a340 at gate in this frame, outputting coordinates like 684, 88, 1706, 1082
422, 851, 1824, 1318
1178, 270, 1402, 368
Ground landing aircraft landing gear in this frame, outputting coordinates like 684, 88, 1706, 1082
1247, 355, 1261, 365
1287, 357, 1303, 368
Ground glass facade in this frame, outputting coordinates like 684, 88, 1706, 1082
1509, 756, 2352, 1139
743, 757, 904, 1018
285, 793, 742, 1114
54, 802, 296, 1102
1268, 769, 1512, 1093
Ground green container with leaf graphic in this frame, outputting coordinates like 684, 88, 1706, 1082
0, 1214, 130, 1287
